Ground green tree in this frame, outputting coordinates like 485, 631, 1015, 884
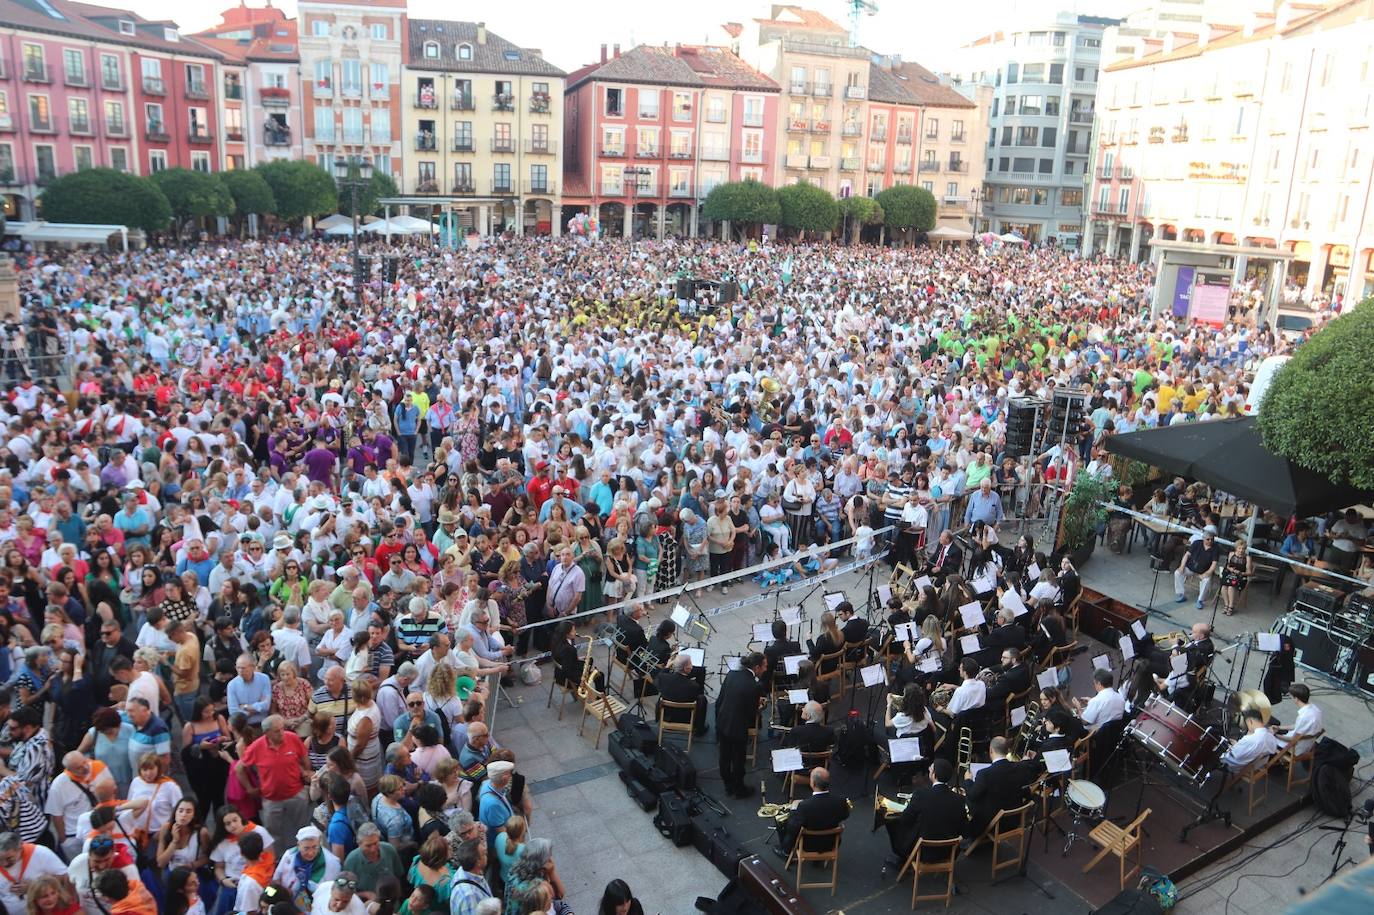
151, 169, 234, 237
876, 184, 937, 244
776, 181, 839, 239
38, 168, 170, 235
837, 195, 884, 244
337, 167, 400, 218
255, 160, 338, 222
701, 179, 780, 239
1258, 299, 1374, 489
220, 168, 276, 218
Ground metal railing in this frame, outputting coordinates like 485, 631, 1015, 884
22, 62, 50, 83
142, 76, 165, 95
452, 137, 475, 152
264, 127, 290, 146
490, 137, 514, 153
492, 94, 515, 111
64, 68, 87, 87
524, 139, 556, 154
414, 91, 438, 109
415, 134, 438, 151
185, 82, 209, 100
450, 95, 475, 111
918, 160, 940, 172
188, 129, 213, 143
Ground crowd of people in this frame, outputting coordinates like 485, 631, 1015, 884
0, 231, 1314, 915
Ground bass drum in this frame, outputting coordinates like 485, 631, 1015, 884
1125, 695, 1229, 784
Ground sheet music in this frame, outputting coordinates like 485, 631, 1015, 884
1092, 654, 1111, 671
783, 654, 807, 676
753, 623, 774, 643
889, 737, 922, 763
1043, 749, 1072, 774
914, 575, 934, 591
725, 656, 741, 671
1131, 620, 1147, 639
1257, 632, 1281, 652
1037, 668, 1058, 690
959, 602, 986, 629
877, 586, 893, 607
823, 592, 846, 612
772, 748, 804, 772
860, 664, 885, 687
781, 606, 802, 626
788, 689, 809, 705
919, 657, 941, 673
1119, 636, 1135, 660
894, 622, 914, 642
971, 572, 996, 594
671, 604, 691, 627
959, 634, 981, 654
970, 763, 990, 778
1011, 706, 1026, 727
999, 589, 1028, 617
1027, 563, 1041, 580
683, 648, 704, 667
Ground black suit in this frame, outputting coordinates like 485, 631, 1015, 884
986, 623, 1026, 653
841, 617, 870, 656
985, 662, 1031, 707
930, 542, 964, 582
888, 782, 969, 862
715, 668, 764, 794
89, 636, 137, 703
779, 790, 850, 854
656, 668, 707, 735
765, 638, 802, 690
783, 721, 835, 754
616, 616, 647, 662
965, 758, 1037, 837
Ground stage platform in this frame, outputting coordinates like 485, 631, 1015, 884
615, 639, 1312, 913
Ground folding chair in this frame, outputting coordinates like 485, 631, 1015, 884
785, 825, 844, 896
1083, 808, 1151, 891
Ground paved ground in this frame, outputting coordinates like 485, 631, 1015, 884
492, 534, 1374, 914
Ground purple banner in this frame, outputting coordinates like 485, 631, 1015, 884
1172, 266, 1195, 317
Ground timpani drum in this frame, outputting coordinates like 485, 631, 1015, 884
1125, 695, 1229, 784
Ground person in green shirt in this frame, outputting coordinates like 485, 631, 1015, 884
342, 823, 406, 900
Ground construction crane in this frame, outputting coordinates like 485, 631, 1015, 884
846, 0, 879, 48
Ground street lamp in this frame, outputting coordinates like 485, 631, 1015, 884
968, 186, 982, 235
336, 156, 373, 303
622, 166, 650, 240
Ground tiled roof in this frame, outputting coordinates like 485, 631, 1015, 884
673, 45, 779, 92
63, 0, 221, 57
754, 5, 846, 33
569, 45, 703, 90
406, 19, 565, 77
888, 60, 975, 108
867, 62, 919, 106
193, 9, 299, 63
0, 0, 116, 43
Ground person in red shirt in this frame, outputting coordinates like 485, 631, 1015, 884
237, 715, 312, 853
527, 461, 554, 510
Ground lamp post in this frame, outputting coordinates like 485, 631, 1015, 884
969, 186, 982, 235
622, 166, 650, 240
335, 156, 373, 303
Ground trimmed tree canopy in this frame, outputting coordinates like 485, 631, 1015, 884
255, 160, 338, 222
1259, 299, 1374, 489
777, 181, 839, 235
701, 179, 781, 228
876, 184, 937, 232
838, 195, 884, 225
337, 170, 400, 218
220, 169, 276, 216
38, 168, 170, 234
151, 168, 235, 222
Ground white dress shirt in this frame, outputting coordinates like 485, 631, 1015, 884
947, 678, 987, 715
1222, 726, 1282, 773
1289, 703, 1324, 756
1082, 687, 1126, 729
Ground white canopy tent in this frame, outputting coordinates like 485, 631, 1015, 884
927, 226, 974, 242
3, 221, 130, 251
364, 215, 438, 236
322, 222, 361, 236
316, 214, 352, 230
998, 232, 1028, 243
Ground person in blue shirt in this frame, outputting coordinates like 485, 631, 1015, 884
112, 494, 151, 548
392, 393, 420, 462
325, 776, 356, 859
587, 469, 616, 519
227, 654, 272, 726
477, 760, 515, 855
963, 478, 1006, 528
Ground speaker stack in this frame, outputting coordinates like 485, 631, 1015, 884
352, 255, 371, 291
1042, 389, 1089, 450
675, 278, 695, 300
1005, 397, 1047, 459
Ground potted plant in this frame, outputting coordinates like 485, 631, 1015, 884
1055, 474, 1113, 568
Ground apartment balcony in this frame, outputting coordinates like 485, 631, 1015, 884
492, 93, 515, 112
0, 167, 17, 184
866, 160, 884, 172
788, 81, 809, 95
224, 82, 243, 101
811, 120, 831, 133
185, 82, 209, 100
895, 132, 913, 145
842, 122, 862, 137
414, 92, 438, 109
600, 146, 625, 157
226, 127, 244, 142
491, 179, 515, 195
844, 85, 867, 100
490, 137, 514, 153
340, 83, 362, 99
443, 135, 471, 153
918, 160, 940, 172
743, 113, 763, 128
892, 162, 912, 174
35, 169, 57, 186
1069, 111, 1094, 124
787, 117, 809, 132
701, 146, 730, 161
341, 130, 366, 145
0, 113, 11, 131
870, 128, 887, 142
264, 127, 290, 146
601, 183, 624, 196
669, 184, 693, 197
812, 83, 832, 98
839, 156, 860, 171
1117, 165, 1134, 179
1147, 128, 1165, 144
784, 152, 809, 169
704, 110, 727, 123
22, 62, 50, 83
142, 76, 165, 95
69, 117, 92, 135
524, 139, 557, 155
452, 180, 475, 194
950, 131, 966, 143
64, 69, 87, 88
145, 124, 169, 142
415, 134, 437, 151
1098, 165, 1114, 179
29, 114, 53, 133
529, 94, 551, 114
189, 130, 213, 144
809, 155, 831, 169
1171, 129, 1188, 143
101, 75, 124, 92
260, 86, 290, 107
946, 160, 967, 173
741, 150, 765, 164
528, 180, 556, 195
450, 95, 475, 111
415, 178, 440, 194
105, 119, 127, 136
635, 146, 660, 158
313, 79, 333, 98
1065, 145, 1088, 157
668, 149, 692, 159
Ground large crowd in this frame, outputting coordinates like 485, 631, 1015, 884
0, 231, 1311, 915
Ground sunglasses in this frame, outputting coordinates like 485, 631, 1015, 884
407, 701, 423, 708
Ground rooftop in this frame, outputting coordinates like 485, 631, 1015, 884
569, 44, 777, 93
406, 19, 565, 77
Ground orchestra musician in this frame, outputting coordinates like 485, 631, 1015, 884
985, 608, 1027, 654
1075, 669, 1126, 733
884, 758, 969, 868
878, 684, 934, 784
552, 621, 588, 689
764, 619, 802, 692
985, 648, 1032, 707
809, 611, 844, 672
715, 651, 767, 798
838, 601, 872, 661
654, 654, 707, 736
1029, 707, 1080, 756
646, 619, 676, 668
964, 736, 1039, 838
929, 530, 963, 585
1222, 707, 1281, 774
775, 768, 850, 860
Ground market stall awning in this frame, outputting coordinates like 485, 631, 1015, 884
928, 226, 974, 241
5, 221, 129, 250
1105, 417, 1374, 518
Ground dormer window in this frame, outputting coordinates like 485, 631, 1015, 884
163, 27, 179, 41
118, 19, 135, 35
457, 43, 472, 60
423, 41, 439, 59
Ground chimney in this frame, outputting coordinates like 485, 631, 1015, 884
477, 22, 487, 45
613, 43, 621, 58
601, 43, 607, 63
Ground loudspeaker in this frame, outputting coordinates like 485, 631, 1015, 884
676, 278, 694, 300
718, 281, 739, 304
383, 255, 400, 284
1005, 397, 1045, 459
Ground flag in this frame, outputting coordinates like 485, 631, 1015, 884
781, 256, 793, 285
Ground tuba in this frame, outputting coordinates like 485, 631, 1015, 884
756, 376, 782, 423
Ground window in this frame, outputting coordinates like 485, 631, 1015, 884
314, 105, 333, 140
149, 149, 167, 172
1020, 95, 1042, 115
1045, 96, 1060, 116
921, 181, 934, 192
104, 100, 124, 133
529, 164, 548, 191
28, 94, 50, 129
1038, 158, 1053, 174
189, 106, 208, 135
416, 161, 436, 187
1041, 127, 1057, 147
454, 162, 473, 190
1079, 36, 1101, 48
185, 64, 205, 95
1012, 156, 1033, 172
118, 19, 134, 35
743, 96, 764, 127
191, 151, 210, 173
311, 20, 329, 37
370, 112, 390, 143
1006, 63, 1018, 84
144, 102, 163, 130
605, 88, 623, 117
951, 119, 965, 141
340, 59, 362, 95
1004, 96, 1015, 115
101, 54, 120, 89
636, 126, 658, 153
1061, 188, 1082, 206
454, 120, 474, 149
34, 144, 54, 181
925, 117, 938, 139
1050, 63, 1063, 85
639, 90, 659, 119
672, 92, 691, 121
73, 145, 92, 170
110, 146, 127, 171
371, 63, 389, 95
493, 162, 511, 191
494, 122, 512, 148
1118, 187, 1130, 212
1023, 63, 1044, 82
1017, 126, 1037, 146
68, 97, 89, 132
946, 181, 958, 197
601, 164, 623, 195
371, 23, 388, 40
224, 106, 242, 137
601, 126, 624, 154
742, 130, 763, 162
342, 107, 362, 143
789, 65, 806, 91
705, 95, 725, 123
141, 57, 161, 92
21, 44, 44, 80
227, 154, 244, 170
457, 43, 472, 60
1001, 126, 1012, 145
314, 59, 331, 90
374, 154, 390, 177
1053, 32, 1065, 47
63, 49, 85, 84
423, 41, 439, 59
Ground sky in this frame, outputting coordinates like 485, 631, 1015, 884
123, 0, 1138, 73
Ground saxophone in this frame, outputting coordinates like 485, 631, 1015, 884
1009, 700, 1043, 761
573, 636, 596, 700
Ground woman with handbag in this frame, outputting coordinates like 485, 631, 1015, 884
782, 463, 816, 552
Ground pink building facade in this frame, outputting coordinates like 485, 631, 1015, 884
562, 44, 777, 238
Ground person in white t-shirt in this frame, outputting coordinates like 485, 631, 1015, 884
1077, 668, 1126, 732
312, 872, 369, 915
1277, 683, 1324, 757
0, 833, 67, 915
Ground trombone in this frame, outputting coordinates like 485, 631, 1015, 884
1009, 700, 1042, 761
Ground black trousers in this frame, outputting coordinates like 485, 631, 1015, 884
718, 735, 748, 792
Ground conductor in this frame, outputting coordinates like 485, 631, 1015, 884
716, 651, 767, 798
